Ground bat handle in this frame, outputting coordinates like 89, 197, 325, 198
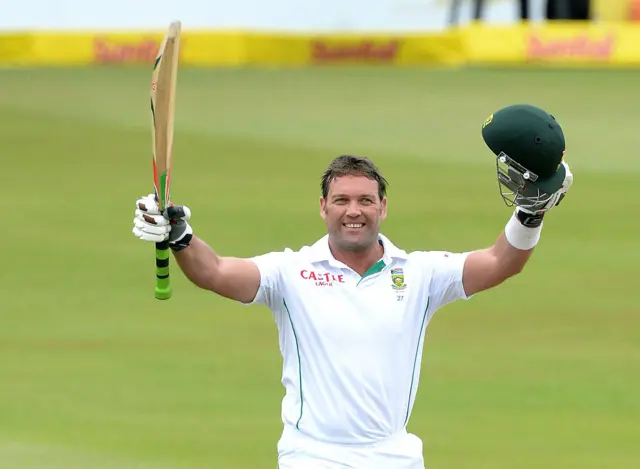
155, 240, 172, 300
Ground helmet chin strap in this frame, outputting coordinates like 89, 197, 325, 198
495, 152, 554, 211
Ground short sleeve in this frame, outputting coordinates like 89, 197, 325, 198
422, 250, 472, 311
245, 249, 292, 310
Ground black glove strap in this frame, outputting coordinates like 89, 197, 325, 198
516, 209, 544, 228
170, 233, 193, 252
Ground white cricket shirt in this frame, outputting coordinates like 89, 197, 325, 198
248, 233, 470, 446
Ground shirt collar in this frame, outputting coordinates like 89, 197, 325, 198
307, 233, 408, 268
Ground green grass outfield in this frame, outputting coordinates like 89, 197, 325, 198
1, 66, 638, 469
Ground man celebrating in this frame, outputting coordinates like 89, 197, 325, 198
132, 103, 573, 468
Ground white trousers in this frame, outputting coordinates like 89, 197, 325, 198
277, 426, 426, 469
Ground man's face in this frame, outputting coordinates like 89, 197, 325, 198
320, 174, 387, 252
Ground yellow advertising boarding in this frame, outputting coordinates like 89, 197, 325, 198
1, 21, 640, 68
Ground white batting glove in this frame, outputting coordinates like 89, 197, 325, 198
544, 160, 573, 211
132, 194, 193, 250
518, 161, 574, 215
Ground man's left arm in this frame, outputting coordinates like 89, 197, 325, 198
462, 163, 574, 297
462, 210, 539, 296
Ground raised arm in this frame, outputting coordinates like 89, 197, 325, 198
462, 211, 537, 297
465, 102, 576, 298
172, 235, 261, 303
461, 162, 573, 298
132, 194, 261, 304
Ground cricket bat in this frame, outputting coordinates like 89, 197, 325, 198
150, 20, 181, 300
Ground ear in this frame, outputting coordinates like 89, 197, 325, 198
380, 196, 387, 221
319, 196, 327, 220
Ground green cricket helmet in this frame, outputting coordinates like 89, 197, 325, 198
482, 104, 566, 210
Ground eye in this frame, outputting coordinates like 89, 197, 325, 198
360, 198, 374, 205
333, 198, 347, 204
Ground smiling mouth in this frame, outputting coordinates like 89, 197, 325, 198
343, 223, 365, 229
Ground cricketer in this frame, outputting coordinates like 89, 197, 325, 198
132, 103, 574, 468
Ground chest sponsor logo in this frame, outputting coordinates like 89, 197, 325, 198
391, 268, 407, 291
300, 270, 345, 287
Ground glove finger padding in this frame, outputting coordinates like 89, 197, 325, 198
132, 219, 169, 242
549, 161, 573, 209
136, 194, 161, 215
560, 161, 573, 192
132, 227, 168, 243
134, 209, 169, 226
133, 217, 170, 236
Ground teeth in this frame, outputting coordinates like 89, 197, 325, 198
345, 224, 363, 228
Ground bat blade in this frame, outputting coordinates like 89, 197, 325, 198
150, 20, 181, 301
151, 20, 180, 211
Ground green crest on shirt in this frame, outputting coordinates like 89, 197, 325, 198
391, 268, 407, 290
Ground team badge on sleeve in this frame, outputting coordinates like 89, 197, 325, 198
391, 268, 407, 291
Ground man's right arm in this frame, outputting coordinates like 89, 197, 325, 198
132, 195, 263, 305
172, 235, 261, 304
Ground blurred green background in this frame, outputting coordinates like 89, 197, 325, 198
1, 66, 638, 468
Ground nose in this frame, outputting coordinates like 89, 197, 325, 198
345, 201, 362, 217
